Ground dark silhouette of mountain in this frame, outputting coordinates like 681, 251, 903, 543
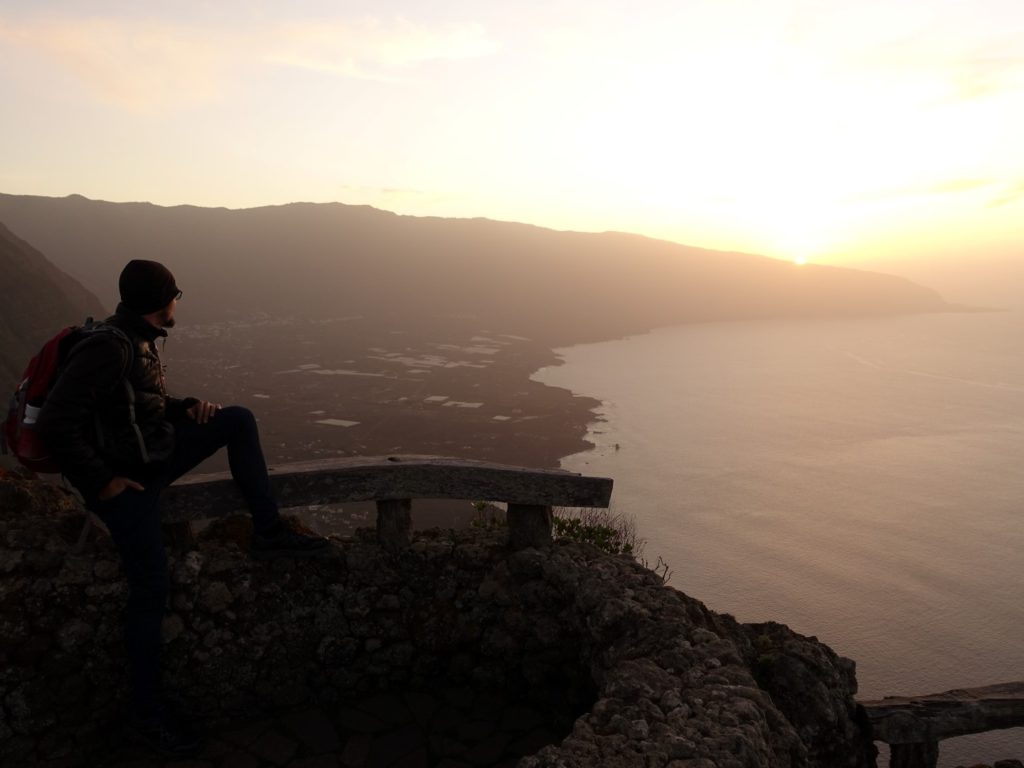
0, 220, 107, 387
0, 193, 955, 345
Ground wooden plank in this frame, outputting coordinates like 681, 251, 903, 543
160, 455, 613, 522
861, 681, 1024, 744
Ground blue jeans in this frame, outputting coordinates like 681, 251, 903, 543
91, 405, 280, 718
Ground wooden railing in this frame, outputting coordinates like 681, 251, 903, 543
861, 681, 1024, 768
160, 455, 614, 551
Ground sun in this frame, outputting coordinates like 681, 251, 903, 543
763, 210, 829, 267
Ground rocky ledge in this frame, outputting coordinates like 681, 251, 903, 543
0, 468, 875, 767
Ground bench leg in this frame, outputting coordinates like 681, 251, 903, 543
890, 741, 938, 768
376, 498, 412, 552
507, 504, 552, 550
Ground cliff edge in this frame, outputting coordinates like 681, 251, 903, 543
0, 469, 875, 767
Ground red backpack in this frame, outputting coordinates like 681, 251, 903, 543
3, 319, 130, 473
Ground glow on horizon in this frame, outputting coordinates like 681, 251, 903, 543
0, 1, 1021, 269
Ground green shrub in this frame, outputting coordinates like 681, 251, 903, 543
468, 502, 672, 584
552, 515, 632, 555
469, 500, 506, 530
551, 506, 640, 557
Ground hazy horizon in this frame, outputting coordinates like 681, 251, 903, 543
4, 188, 1021, 311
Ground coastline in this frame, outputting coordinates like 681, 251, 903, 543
170, 318, 603, 477
517, 310, 1024, 767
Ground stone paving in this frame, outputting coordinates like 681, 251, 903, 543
95, 688, 567, 768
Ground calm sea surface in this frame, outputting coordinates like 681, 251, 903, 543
534, 310, 1024, 766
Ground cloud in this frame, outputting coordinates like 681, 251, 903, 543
0, 13, 499, 109
988, 181, 1024, 209
844, 176, 1024, 213
269, 18, 499, 80
854, 31, 1024, 106
847, 178, 996, 204
945, 52, 1024, 102
0, 17, 236, 109
928, 179, 997, 195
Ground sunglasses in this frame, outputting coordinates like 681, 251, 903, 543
174, 289, 183, 301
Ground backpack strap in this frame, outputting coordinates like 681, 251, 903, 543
64, 321, 150, 466
102, 328, 151, 465
93, 324, 150, 465
123, 377, 150, 464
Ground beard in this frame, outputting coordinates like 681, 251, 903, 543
162, 314, 176, 328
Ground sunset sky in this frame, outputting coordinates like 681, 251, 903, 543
1, 1, 1021, 276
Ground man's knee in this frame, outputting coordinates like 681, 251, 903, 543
211, 406, 260, 444
219, 405, 257, 432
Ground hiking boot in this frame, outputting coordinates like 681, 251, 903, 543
252, 522, 330, 558
129, 711, 201, 757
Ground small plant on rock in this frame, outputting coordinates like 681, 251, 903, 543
552, 506, 639, 556
552, 506, 672, 584
470, 500, 506, 529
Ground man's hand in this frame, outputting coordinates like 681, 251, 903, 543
98, 476, 145, 501
186, 400, 221, 424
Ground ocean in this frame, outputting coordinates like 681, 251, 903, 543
534, 309, 1024, 766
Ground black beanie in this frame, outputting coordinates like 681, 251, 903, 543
119, 260, 179, 315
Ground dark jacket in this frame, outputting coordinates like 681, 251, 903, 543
36, 304, 196, 504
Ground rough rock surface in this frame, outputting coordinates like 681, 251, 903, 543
0, 469, 876, 766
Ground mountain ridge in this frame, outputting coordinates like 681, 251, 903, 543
0, 192, 956, 347
0, 220, 107, 387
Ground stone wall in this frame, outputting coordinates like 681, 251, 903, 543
0, 469, 875, 767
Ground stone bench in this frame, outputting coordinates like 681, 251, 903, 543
860, 681, 1024, 768
159, 455, 614, 551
